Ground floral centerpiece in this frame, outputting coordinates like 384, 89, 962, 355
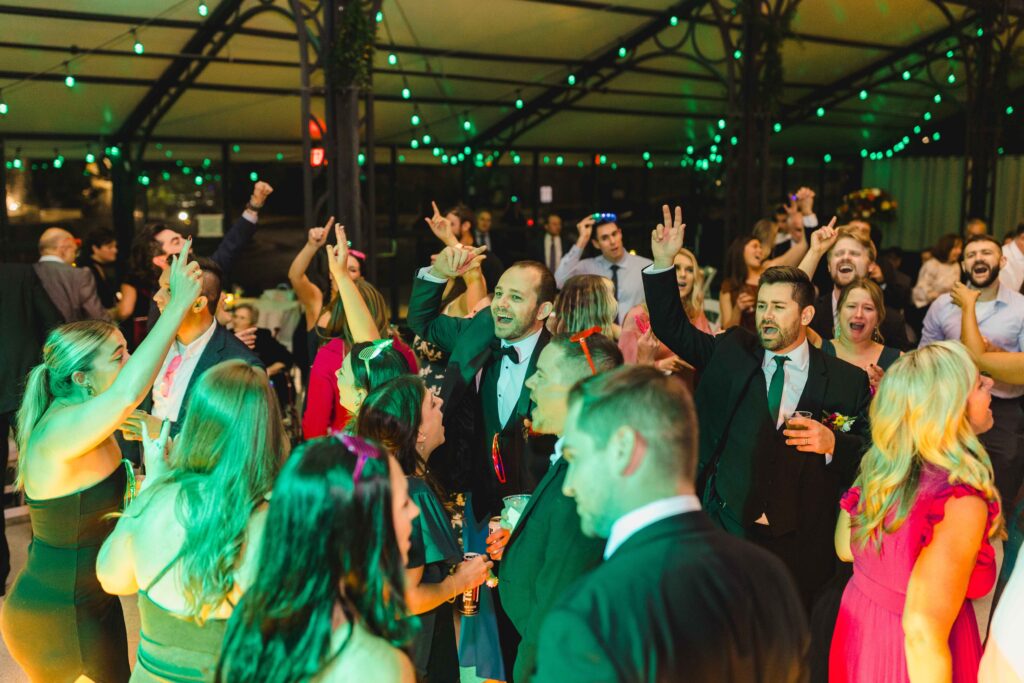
837, 188, 898, 223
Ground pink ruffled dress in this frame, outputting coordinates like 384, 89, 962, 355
829, 465, 1000, 683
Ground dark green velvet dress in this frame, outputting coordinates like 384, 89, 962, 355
407, 477, 461, 683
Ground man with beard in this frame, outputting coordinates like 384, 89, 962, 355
408, 242, 556, 518
920, 234, 1024, 505
798, 225, 912, 350
643, 205, 870, 608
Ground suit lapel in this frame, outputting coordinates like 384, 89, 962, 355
724, 338, 764, 419
508, 455, 563, 545
180, 326, 226, 412
795, 345, 827, 420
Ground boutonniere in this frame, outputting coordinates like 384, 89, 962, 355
824, 412, 855, 433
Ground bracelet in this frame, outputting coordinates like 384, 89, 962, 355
246, 200, 263, 212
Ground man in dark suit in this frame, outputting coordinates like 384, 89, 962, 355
800, 224, 912, 350
644, 206, 871, 608
0, 263, 62, 591
33, 227, 110, 323
494, 332, 621, 682
532, 365, 809, 683
407, 244, 556, 521
528, 214, 571, 274
130, 258, 261, 442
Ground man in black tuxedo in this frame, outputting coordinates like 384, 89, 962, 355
126, 258, 261, 445
407, 243, 556, 521
0, 263, 62, 592
644, 205, 871, 608
533, 365, 809, 683
799, 224, 912, 350
494, 332, 621, 682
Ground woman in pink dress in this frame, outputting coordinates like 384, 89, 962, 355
829, 340, 1003, 683
620, 247, 712, 366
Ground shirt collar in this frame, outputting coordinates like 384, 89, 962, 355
550, 437, 564, 466
595, 252, 628, 268
995, 283, 1015, 306
763, 338, 810, 372
175, 319, 218, 358
500, 327, 542, 364
604, 495, 702, 559
38, 255, 66, 264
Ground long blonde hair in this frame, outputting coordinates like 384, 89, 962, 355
15, 320, 118, 489
852, 341, 1002, 549
152, 360, 288, 623
550, 274, 617, 337
676, 248, 706, 321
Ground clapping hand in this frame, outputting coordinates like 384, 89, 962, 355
575, 215, 596, 249
425, 201, 458, 247
429, 244, 487, 280
651, 204, 685, 269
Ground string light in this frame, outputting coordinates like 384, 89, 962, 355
64, 63, 75, 88
786, 156, 795, 166
617, 46, 627, 59
859, 89, 868, 100
669, 15, 679, 26
401, 87, 411, 99
132, 30, 144, 55
52, 149, 64, 169
0, 89, 7, 116
387, 53, 398, 66
773, 122, 782, 133
198, 2, 209, 17
567, 74, 576, 86
410, 113, 420, 126
816, 106, 825, 117
515, 97, 524, 109
823, 153, 832, 163
249, 171, 258, 182
85, 147, 95, 163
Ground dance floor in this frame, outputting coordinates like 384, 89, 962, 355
0, 515, 999, 682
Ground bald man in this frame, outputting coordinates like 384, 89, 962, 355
34, 227, 110, 322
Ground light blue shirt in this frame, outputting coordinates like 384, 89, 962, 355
554, 246, 652, 323
603, 495, 702, 559
919, 284, 1024, 398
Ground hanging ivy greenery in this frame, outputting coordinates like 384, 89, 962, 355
329, 1, 377, 90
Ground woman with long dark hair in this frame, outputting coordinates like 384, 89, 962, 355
356, 376, 492, 683
96, 360, 289, 681
1, 243, 202, 682
216, 435, 417, 682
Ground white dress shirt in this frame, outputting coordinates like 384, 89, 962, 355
495, 329, 542, 427
550, 437, 564, 466
1001, 240, 1024, 294
604, 495, 702, 559
544, 233, 564, 272
38, 255, 66, 264
763, 339, 811, 429
152, 320, 218, 422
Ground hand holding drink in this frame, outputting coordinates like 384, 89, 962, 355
782, 411, 837, 455
486, 516, 510, 561
453, 553, 493, 615
501, 495, 531, 532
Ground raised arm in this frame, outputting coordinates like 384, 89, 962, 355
289, 220, 330, 328
644, 205, 717, 370
327, 223, 380, 343
31, 242, 203, 461
952, 283, 1024, 383
407, 245, 487, 353
554, 215, 594, 287
798, 220, 839, 279
210, 181, 273, 275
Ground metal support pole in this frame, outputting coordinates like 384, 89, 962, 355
221, 141, 231, 231
531, 151, 540, 227
111, 143, 136, 266
365, 91, 377, 284
0, 138, 8, 257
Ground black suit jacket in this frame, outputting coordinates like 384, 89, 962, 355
0, 264, 62, 414
528, 233, 571, 273
532, 511, 809, 683
407, 274, 549, 518
34, 260, 110, 323
809, 289, 912, 351
141, 324, 262, 436
499, 456, 604, 682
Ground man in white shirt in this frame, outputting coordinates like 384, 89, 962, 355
532, 365, 808, 683
554, 215, 652, 323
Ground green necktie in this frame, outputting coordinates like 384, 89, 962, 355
767, 355, 790, 425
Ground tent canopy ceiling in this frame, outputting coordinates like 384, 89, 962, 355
0, 0, 1017, 162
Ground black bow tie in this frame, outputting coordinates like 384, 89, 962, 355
492, 343, 520, 364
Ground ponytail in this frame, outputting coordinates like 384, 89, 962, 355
13, 321, 117, 490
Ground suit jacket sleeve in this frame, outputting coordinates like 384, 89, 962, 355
830, 372, 871, 485
77, 268, 112, 322
643, 267, 716, 370
210, 214, 257, 276
532, 605, 618, 683
406, 274, 471, 354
